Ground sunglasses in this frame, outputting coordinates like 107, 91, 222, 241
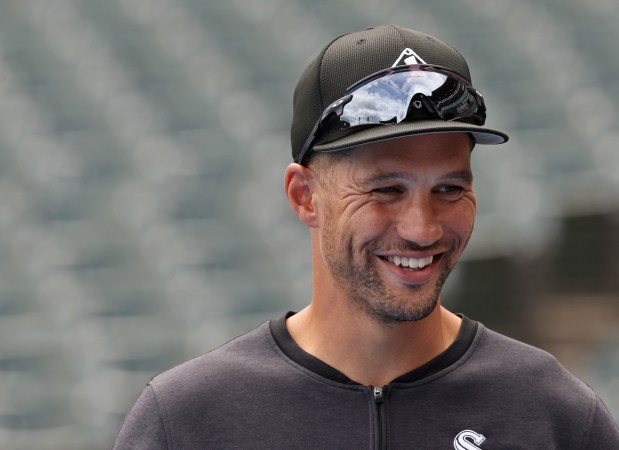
296, 64, 487, 165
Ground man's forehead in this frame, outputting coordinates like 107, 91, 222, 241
340, 136, 472, 171
346, 133, 471, 159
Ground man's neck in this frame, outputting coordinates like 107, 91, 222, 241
285, 301, 462, 387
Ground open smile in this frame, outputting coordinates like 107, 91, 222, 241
378, 252, 442, 270
374, 251, 441, 284
385, 255, 433, 269
375, 251, 446, 286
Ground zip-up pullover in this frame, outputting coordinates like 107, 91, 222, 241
113, 315, 619, 449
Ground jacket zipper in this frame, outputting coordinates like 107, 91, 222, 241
372, 386, 387, 449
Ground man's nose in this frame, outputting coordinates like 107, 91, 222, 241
395, 195, 443, 247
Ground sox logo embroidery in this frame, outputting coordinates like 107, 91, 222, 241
453, 429, 486, 450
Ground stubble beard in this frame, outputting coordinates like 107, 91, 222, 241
331, 246, 455, 325
322, 223, 460, 325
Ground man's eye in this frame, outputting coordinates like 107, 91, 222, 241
373, 186, 402, 194
435, 185, 465, 195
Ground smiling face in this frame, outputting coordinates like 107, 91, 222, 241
311, 133, 476, 324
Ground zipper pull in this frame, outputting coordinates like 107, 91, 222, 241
373, 386, 384, 403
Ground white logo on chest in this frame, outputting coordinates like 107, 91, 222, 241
453, 429, 486, 450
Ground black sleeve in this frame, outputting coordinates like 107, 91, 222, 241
112, 385, 169, 450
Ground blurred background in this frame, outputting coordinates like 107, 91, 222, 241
0, 0, 617, 448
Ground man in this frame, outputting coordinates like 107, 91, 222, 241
114, 25, 619, 449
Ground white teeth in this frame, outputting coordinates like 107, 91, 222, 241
386, 255, 433, 269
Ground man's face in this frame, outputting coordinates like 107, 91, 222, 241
314, 133, 476, 324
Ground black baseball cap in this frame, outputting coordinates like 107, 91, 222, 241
291, 25, 508, 164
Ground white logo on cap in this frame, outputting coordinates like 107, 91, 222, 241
392, 48, 427, 67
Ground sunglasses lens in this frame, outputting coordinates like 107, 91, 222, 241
338, 67, 485, 128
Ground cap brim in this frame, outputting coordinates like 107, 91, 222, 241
313, 120, 509, 153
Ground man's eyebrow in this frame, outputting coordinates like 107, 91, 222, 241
361, 170, 473, 184
362, 171, 411, 184
440, 170, 474, 183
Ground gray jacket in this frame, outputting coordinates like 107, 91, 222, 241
113, 315, 619, 449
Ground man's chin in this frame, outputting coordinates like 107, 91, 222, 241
358, 286, 439, 324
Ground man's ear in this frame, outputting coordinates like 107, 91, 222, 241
284, 163, 321, 228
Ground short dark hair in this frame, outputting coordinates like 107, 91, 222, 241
306, 149, 353, 188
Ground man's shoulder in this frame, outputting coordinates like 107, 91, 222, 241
474, 323, 553, 357
475, 324, 573, 372
469, 323, 596, 403
149, 320, 280, 392
453, 323, 618, 447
